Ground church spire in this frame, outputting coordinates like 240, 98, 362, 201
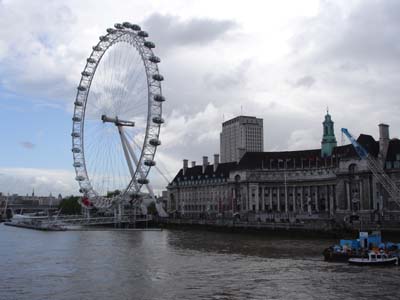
321, 110, 337, 157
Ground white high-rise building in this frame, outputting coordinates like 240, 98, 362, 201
220, 115, 264, 163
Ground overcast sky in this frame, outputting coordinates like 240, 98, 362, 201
1, 0, 399, 196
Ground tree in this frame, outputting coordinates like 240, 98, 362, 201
147, 201, 157, 215
106, 190, 121, 198
58, 196, 82, 215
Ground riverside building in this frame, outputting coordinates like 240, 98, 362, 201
167, 112, 400, 226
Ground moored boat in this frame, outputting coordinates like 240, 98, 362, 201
349, 251, 398, 266
322, 231, 400, 262
4, 214, 67, 231
323, 246, 363, 262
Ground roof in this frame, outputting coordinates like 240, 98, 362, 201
386, 139, 400, 161
222, 115, 263, 127
170, 134, 389, 181
237, 148, 322, 170
171, 162, 237, 183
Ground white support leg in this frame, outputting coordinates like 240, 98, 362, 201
119, 126, 168, 217
118, 126, 136, 179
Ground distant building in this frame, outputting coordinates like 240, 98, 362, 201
0, 192, 62, 207
167, 113, 400, 226
220, 116, 263, 163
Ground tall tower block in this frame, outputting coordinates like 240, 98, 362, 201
220, 116, 264, 163
321, 110, 337, 157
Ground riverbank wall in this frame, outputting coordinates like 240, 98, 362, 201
156, 218, 400, 238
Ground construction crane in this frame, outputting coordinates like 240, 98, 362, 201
341, 128, 400, 208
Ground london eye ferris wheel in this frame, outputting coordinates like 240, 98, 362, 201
71, 22, 165, 211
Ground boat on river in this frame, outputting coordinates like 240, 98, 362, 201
349, 251, 398, 266
4, 214, 66, 231
323, 231, 400, 262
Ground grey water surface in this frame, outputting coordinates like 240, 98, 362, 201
1, 224, 399, 300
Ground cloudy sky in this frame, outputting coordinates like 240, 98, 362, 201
0, 0, 399, 196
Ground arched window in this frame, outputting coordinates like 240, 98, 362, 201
349, 163, 357, 174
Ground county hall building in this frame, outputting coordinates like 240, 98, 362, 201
167, 113, 400, 225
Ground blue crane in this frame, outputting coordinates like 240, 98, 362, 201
341, 128, 400, 208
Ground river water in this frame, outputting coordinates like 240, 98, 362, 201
0, 224, 399, 300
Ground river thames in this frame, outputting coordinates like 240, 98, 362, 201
0, 224, 399, 300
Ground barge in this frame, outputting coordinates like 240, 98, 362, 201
323, 231, 400, 262
4, 221, 66, 231
4, 214, 66, 231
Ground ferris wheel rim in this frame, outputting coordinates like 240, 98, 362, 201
71, 22, 164, 209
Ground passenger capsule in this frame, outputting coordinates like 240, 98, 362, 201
107, 28, 116, 34
92, 45, 103, 51
144, 159, 156, 166
74, 101, 83, 107
99, 36, 109, 42
77, 86, 87, 92
73, 162, 82, 167
152, 116, 164, 124
153, 94, 165, 102
149, 138, 161, 146
87, 57, 96, 64
114, 23, 124, 29
79, 188, 88, 194
152, 74, 164, 81
130, 24, 141, 31
81, 71, 91, 77
149, 55, 160, 63
138, 31, 148, 38
123, 22, 132, 28
72, 116, 82, 122
137, 178, 149, 185
71, 132, 80, 138
144, 41, 155, 49
72, 147, 81, 153
75, 175, 85, 181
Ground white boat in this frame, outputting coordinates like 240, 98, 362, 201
349, 251, 398, 266
5, 214, 67, 231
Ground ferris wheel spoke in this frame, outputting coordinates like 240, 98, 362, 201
119, 54, 145, 106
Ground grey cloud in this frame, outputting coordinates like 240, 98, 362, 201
291, 1, 400, 67
0, 0, 78, 103
20, 141, 35, 149
143, 13, 237, 54
204, 59, 252, 90
286, 0, 400, 117
292, 75, 316, 88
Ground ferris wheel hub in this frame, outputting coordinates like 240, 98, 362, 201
101, 114, 135, 127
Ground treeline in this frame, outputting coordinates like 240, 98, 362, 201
58, 196, 82, 215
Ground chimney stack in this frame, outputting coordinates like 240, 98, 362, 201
378, 124, 390, 162
183, 159, 188, 176
213, 154, 220, 172
202, 156, 208, 174
191, 161, 196, 168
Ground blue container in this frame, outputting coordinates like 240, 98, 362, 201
340, 239, 360, 249
367, 235, 382, 247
